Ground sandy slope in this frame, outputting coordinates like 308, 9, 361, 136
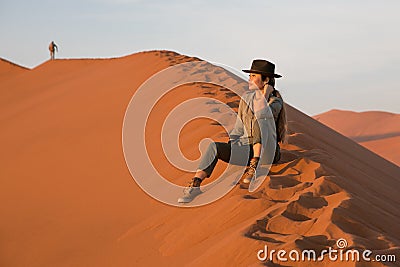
314, 110, 400, 166
1, 51, 399, 266
0, 58, 29, 80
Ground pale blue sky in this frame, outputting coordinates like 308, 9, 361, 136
1, 0, 399, 115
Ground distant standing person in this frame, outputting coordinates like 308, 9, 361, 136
49, 41, 58, 60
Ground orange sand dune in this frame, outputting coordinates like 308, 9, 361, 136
1, 51, 399, 266
314, 109, 400, 166
0, 58, 29, 81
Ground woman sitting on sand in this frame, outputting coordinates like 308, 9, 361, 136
178, 59, 287, 203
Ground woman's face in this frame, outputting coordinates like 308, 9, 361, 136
248, 73, 267, 90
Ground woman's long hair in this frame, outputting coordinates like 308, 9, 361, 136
263, 76, 288, 144
273, 89, 288, 144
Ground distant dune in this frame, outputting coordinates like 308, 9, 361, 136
314, 109, 400, 166
1, 51, 399, 266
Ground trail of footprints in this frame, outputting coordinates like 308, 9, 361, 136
243, 144, 398, 262
244, 150, 351, 250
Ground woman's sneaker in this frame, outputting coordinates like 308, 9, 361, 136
178, 177, 202, 203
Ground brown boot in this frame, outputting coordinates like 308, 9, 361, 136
241, 157, 259, 184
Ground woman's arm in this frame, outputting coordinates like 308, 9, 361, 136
229, 98, 244, 139
252, 85, 274, 159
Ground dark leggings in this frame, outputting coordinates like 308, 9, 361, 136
197, 142, 254, 177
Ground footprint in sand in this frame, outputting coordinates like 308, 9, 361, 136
203, 91, 216, 96
261, 158, 328, 201
224, 92, 237, 98
246, 189, 334, 242
226, 100, 239, 108
245, 157, 349, 247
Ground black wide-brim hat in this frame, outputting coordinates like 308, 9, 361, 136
242, 59, 282, 78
